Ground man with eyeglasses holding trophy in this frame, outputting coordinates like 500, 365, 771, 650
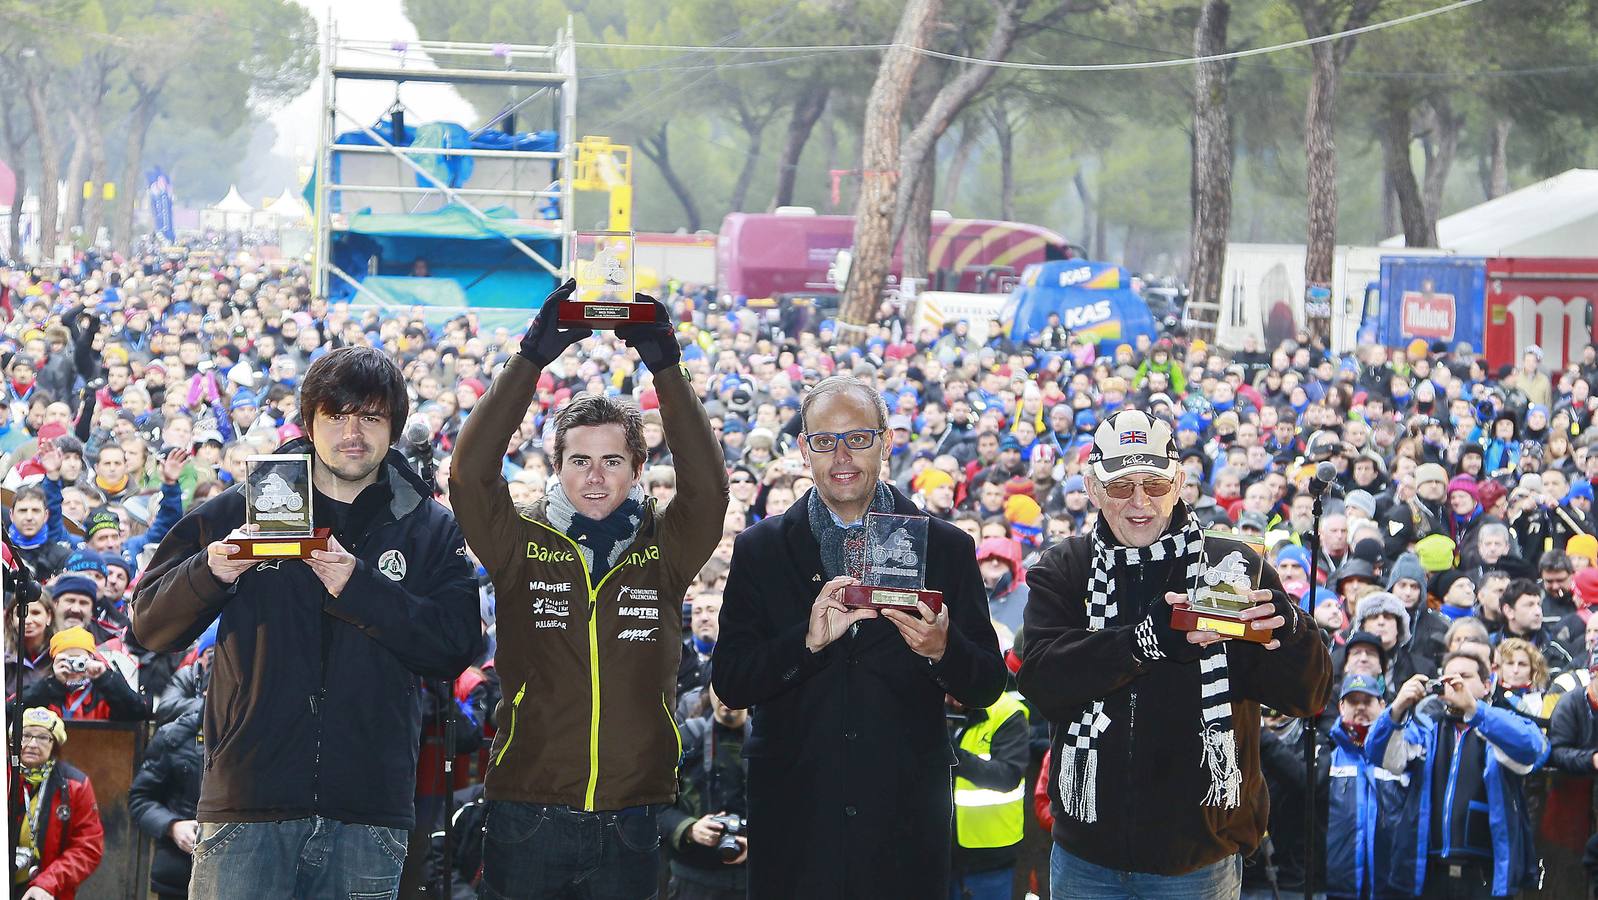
1019, 408, 1331, 899
713, 375, 1006, 900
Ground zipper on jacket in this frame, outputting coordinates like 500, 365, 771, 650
662, 692, 683, 763
1441, 725, 1467, 858
529, 520, 631, 811
494, 684, 528, 766
1123, 563, 1143, 867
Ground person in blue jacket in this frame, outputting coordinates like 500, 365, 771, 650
1367, 652, 1549, 899
1326, 672, 1414, 899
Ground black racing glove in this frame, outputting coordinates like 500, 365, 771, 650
519, 279, 591, 367
614, 296, 680, 375
1262, 587, 1302, 643
1130, 598, 1204, 665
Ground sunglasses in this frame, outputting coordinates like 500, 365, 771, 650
1102, 478, 1176, 500
729, 476, 755, 485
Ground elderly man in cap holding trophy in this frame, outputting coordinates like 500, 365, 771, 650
1019, 408, 1331, 899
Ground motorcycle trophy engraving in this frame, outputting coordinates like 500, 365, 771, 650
841, 513, 944, 614
1170, 530, 1273, 644
230, 454, 330, 560
559, 231, 657, 328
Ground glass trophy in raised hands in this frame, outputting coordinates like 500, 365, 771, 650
559, 231, 657, 328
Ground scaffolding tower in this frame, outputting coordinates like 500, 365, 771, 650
311, 25, 578, 310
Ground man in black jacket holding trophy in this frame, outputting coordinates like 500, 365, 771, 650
1019, 408, 1332, 899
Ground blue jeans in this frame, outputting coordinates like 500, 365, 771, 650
477, 801, 661, 900
950, 867, 1014, 900
1051, 843, 1242, 900
188, 816, 409, 900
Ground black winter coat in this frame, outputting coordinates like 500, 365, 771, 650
131, 445, 483, 829
1548, 687, 1598, 775
1018, 513, 1333, 876
713, 485, 1006, 900
129, 711, 204, 896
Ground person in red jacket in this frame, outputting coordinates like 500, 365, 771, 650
9, 707, 105, 900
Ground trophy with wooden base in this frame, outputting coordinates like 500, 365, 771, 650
559, 231, 657, 327
841, 512, 944, 614
229, 454, 331, 560
1170, 530, 1273, 644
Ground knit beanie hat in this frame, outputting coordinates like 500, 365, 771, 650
1415, 534, 1457, 572
49, 626, 98, 657
1354, 591, 1411, 646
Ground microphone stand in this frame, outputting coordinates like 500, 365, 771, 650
4, 534, 43, 875
1301, 489, 1327, 900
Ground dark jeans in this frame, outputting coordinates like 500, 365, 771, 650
477, 801, 661, 900
1051, 843, 1242, 900
188, 816, 409, 900
665, 881, 742, 900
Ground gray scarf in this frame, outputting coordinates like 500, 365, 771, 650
806, 482, 896, 580
544, 480, 648, 573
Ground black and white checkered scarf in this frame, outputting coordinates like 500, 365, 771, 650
1058, 509, 1241, 823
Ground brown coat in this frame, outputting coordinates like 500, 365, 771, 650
450, 356, 727, 810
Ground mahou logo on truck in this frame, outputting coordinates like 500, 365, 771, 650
1402, 286, 1456, 340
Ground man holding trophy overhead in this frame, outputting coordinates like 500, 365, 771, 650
1018, 408, 1331, 899
713, 374, 1005, 900
132, 347, 483, 900
451, 280, 728, 899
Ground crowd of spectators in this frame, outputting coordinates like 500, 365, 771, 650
7, 245, 1598, 896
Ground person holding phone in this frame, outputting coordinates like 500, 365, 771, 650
1368, 654, 1550, 898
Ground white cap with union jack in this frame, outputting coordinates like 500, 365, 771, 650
1087, 409, 1179, 482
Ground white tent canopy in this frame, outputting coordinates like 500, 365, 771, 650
1381, 169, 1598, 256
264, 188, 309, 221
212, 185, 253, 213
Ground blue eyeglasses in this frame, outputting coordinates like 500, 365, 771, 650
803, 429, 883, 453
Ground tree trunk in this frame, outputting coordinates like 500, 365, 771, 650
991, 108, 1016, 221
727, 110, 768, 213
1419, 98, 1461, 228
1487, 116, 1511, 199
62, 110, 90, 238
20, 66, 59, 263
1185, 0, 1232, 333
890, 0, 1030, 245
770, 85, 829, 210
1, 111, 25, 261
115, 84, 161, 252
837, 0, 940, 342
1380, 103, 1433, 246
84, 131, 108, 243
1294, 0, 1379, 341
902, 149, 936, 283
941, 121, 979, 208
1302, 41, 1340, 338
1074, 168, 1094, 255
638, 123, 702, 232
1381, 169, 1397, 240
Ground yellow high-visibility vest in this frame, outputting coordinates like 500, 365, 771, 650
953, 691, 1028, 849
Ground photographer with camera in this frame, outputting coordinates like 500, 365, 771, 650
1369, 654, 1550, 897
19, 621, 148, 722
660, 685, 750, 900
8, 707, 104, 900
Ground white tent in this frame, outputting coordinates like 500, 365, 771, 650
264, 188, 310, 222
202, 185, 256, 231
1381, 169, 1598, 256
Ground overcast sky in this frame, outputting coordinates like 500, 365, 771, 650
270, 0, 479, 163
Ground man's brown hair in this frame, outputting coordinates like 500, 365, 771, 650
552, 393, 646, 473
